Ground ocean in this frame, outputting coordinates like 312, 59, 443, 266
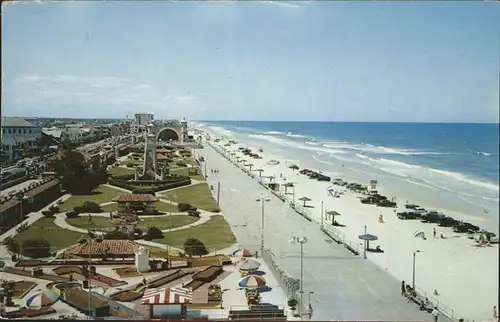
197, 121, 499, 230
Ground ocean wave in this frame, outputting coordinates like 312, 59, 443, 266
265, 131, 286, 135
286, 132, 308, 138
305, 141, 321, 146
206, 125, 235, 138
472, 151, 492, 156
366, 157, 499, 193
247, 134, 346, 155
321, 141, 446, 156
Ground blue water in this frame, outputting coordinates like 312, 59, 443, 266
198, 121, 499, 227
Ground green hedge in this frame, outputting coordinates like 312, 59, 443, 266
108, 177, 191, 193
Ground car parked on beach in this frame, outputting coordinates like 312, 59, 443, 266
397, 211, 420, 220
420, 211, 442, 223
452, 221, 480, 233
437, 216, 458, 227
376, 199, 397, 208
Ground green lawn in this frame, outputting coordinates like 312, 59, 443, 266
161, 183, 219, 212
108, 166, 135, 177
59, 186, 124, 212
100, 201, 179, 213
12, 218, 83, 252
66, 215, 198, 231
169, 167, 205, 181
153, 215, 236, 252
137, 215, 198, 230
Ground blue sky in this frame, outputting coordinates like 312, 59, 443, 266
2, 1, 499, 122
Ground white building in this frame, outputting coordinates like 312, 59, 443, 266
1, 117, 42, 160
134, 112, 154, 125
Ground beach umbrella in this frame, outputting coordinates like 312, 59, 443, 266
358, 233, 378, 250
289, 164, 299, 171
26, 289, 61, 308
298, 196, 312, 207
283, 182, 294, 195
239, 275, 267, 289
239, 259, 261, 271
326, 210, 341, 222
232, 248, 252, 258
414, 230, 426, 239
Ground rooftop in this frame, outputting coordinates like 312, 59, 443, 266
1, 117, 38, 128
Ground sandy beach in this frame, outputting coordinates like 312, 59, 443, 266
199, 126, 499, 322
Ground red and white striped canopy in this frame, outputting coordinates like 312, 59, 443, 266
141, 287, 193, 305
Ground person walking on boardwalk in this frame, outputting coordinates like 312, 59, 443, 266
401, 281, 406, 296
432, 307, 439, 322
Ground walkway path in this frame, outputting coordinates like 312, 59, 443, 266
52, 207, 218, 235
0, 193, 72, 263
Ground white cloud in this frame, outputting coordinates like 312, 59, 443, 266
7, 73, 199, 117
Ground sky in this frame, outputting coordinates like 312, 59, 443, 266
1, 1, 499, 122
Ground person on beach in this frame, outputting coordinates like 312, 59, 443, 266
493, 305, 497, 320
432, 307, 439, 322
433, 227, 437, 238
401, 281, 406, 296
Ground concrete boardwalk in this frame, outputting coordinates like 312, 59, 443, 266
197, 144, 445, 322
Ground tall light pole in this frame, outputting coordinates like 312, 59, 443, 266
256, 195, 271, 254
412, 250, 421, 289
290, 235, 307, 321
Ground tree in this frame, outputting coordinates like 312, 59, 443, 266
2, 237, 20, 258
183, 237, 208, 257
21, 238, 51, 258
53, 150, 92, 194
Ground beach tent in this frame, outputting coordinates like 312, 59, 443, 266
283, 182, 295, 195
414, 230, 426, 239
239, 258, 261, 271
239, 275, 267, 289
298, 196, 312, 207
26, 289, 61, 308
232, 248, 252, 258
141, 287, 193, 305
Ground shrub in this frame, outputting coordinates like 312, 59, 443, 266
178, 203, 192, 212
187, 209, 201, 218
65, 211, 79, 219
42, 210, 55, 218
49, 205, 60, 213
73, 206, 85, 214
210, 208, 221, 213
146, 226, 163, 239
143, 234, 152, 241
183, 237, 208, 257
176, 161, 187, 167
126, 163, 135, 168
82, 201, 102, 213
104, 230, 129, 240
21, 238, 51, 258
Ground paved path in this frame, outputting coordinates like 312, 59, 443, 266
0, 193, 72, 263
52, 207, 217, 234
196, 139, 441, 322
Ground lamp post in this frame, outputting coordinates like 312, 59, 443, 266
290, 235, 307, 321
256, 195, 271, 254
412, 250, 421, 289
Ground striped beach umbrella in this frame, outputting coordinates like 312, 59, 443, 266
239, 258, 261, 271
26, 289, 61, 308
239, 275, 267, 288
232, 248, 252, 258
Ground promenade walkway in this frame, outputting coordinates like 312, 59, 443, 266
197, 140, 444, 322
